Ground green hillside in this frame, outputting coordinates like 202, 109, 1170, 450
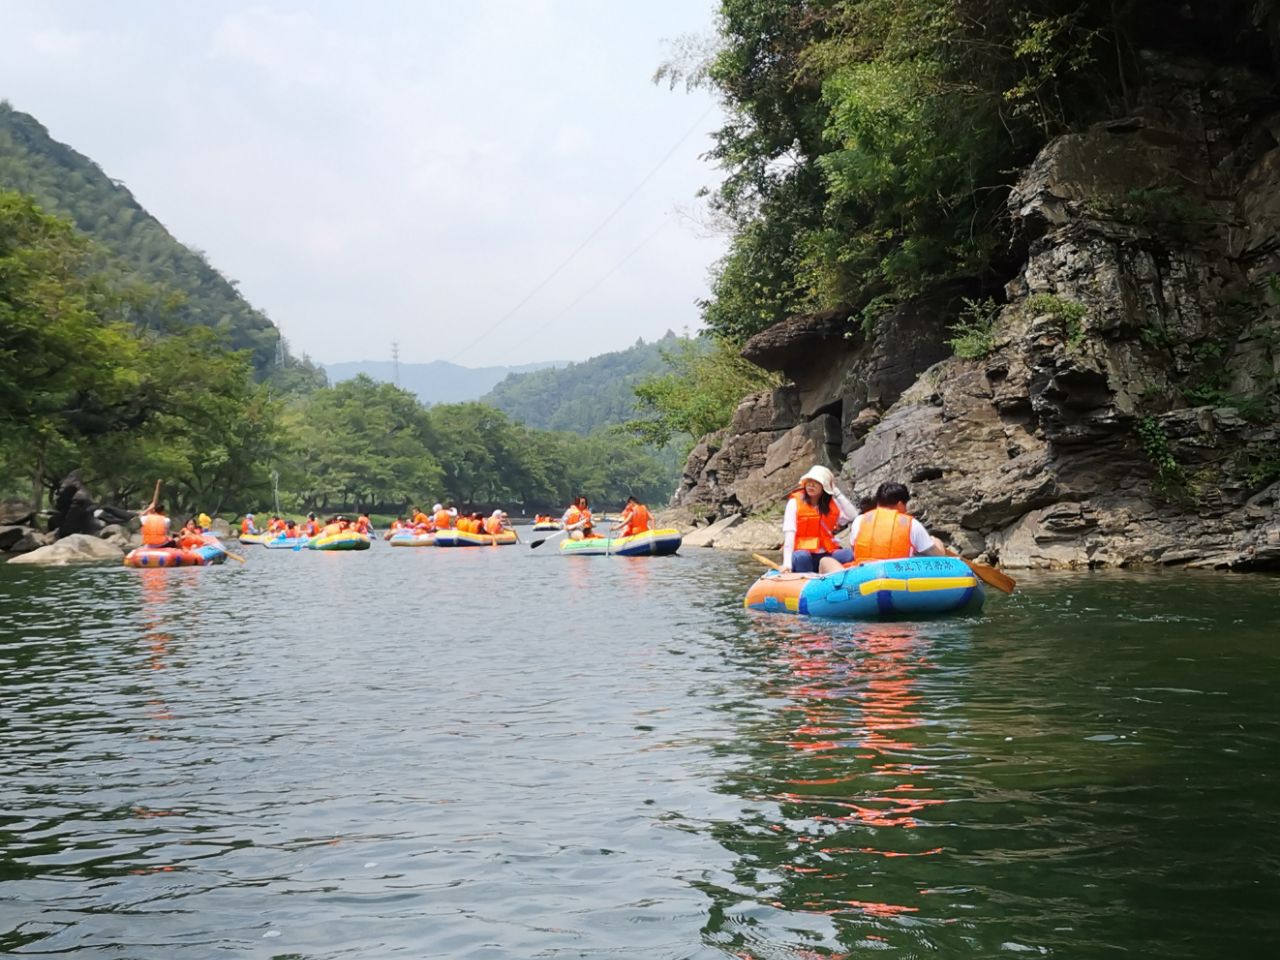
480, 332, 693, 434
0, 101, 285, 374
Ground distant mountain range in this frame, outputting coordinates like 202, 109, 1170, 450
321, 359, 565, 405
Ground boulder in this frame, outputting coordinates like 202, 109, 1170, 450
0, 499, 34, 526
681, 514, 744, 548
48, 470, 103, 538
8, 533, 124, 565
98, 524, 137, 550
8, 530, 54, 554
711, 517, 784, 553
0, 525, 30, 551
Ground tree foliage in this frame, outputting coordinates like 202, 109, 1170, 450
0, 188, 676, 518
0, 101, 324, 386
697, 0, 1138, 345
630, 336, 781, 449
480, 333, 680, 434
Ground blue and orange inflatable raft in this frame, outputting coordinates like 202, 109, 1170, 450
123, 539, 228, 568
745, 556, 983, 620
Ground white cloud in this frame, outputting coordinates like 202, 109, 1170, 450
29, 27, 87, 57
550, 123, 593, 158
0, 1, 727, 365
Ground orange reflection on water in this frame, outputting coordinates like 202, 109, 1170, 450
139, 569, 173, 672
752, 623, 946, 928
779, 627, 943, 831
138, 569, 178, 734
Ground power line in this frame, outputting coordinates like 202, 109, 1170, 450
509, 217, 672, 351
449, 104, 714, 361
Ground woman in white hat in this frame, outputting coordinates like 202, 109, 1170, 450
781, 465, 858, 573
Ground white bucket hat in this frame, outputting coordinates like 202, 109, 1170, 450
799, 465, 836, 495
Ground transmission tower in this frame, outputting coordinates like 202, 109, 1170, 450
392, 341, 400, 386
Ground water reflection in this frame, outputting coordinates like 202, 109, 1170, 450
700, 618, 954, 956
3, 560, 1279, 958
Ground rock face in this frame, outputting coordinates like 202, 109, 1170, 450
674, 57, 1280, 569
49, 471, 103, 539
8, 533, 124, 565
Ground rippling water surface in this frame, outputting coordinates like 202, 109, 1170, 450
2, 537, 1278, 958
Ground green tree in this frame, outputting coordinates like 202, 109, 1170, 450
695, 0, 1123, 344
630, 336, 780, 449
0, 190, 140, 508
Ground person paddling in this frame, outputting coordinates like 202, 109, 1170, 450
563, 496, 596, 540
139, 499, 175, 548
611, 496, 652, 538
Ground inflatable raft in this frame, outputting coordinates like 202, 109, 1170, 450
389, 531, 435, 547
238, 532, 269, 546
745, 556, 983, 620
308, 530, 371, 551
124, 538, 228, 568
264, 535, 309, 550
433, 529, 517, 547
532, 521, 562, 531
558, 528, 682, 557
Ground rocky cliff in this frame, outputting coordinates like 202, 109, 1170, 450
672, 46, 1280, 570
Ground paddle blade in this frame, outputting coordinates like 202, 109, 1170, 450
949, 551, 1015, 594
530, 529, 566, 550
225, 551, 247, 564
752, 553, 780, 570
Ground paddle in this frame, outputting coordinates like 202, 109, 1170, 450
224, 549, 246, 564
947, 549, 1016, 594
530, 530, 567, 550
753, 553, 780, 570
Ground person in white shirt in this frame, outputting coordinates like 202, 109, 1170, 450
818, 481, 946, 573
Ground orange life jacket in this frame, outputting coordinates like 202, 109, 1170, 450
141, 514, 170, 546
621, 504, 651, 537
853, 507, 915, 561
791, 491, 841, 554
483, 516, 503, 535
413, 512, 430, 526
355, 518, 370, 533
240, 518, 254, 534
434, 509, 453, 530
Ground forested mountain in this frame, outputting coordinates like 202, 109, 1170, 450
0, 101, 680, 516
0, 101, 288, 374
480, 333, 687, 434
324, 359, 563, 406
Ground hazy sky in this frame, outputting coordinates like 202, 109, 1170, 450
0, 1, 727, 366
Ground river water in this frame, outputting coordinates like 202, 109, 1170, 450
2, 534, 1278, 958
